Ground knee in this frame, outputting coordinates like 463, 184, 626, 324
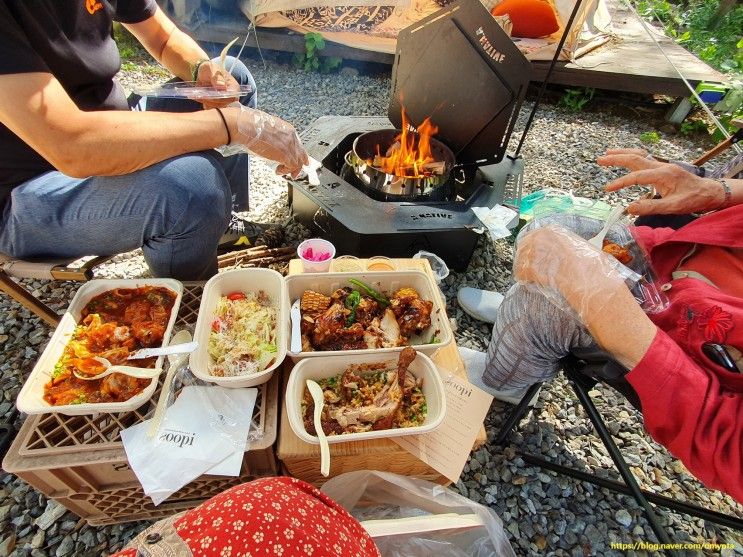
157, 153, 232, 228
221, 56, 258, 108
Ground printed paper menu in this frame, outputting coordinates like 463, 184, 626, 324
393, 374, 493, 483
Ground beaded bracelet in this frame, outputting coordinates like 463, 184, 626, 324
714, 178, 731, 210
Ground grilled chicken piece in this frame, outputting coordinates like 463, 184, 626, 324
390, 288, 433, 338
311, 303, 365, 348
354, 297, 380, 327
330, 287, 352, 304
363, 308, 403, 349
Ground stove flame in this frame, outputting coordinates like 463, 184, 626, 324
372, 108, 441, 178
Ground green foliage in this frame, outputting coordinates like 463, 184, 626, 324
640, 131, 662, 144
113, 23, 150, 63
558, 87, 595, 112
293, 32, 343, 73
636, 0, 743, 74
679, 118, 708, 135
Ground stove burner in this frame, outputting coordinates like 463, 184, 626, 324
288, 116, 523, 271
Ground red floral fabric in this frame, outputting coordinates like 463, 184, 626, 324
111, 477, 380, 557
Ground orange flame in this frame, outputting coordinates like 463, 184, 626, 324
372, 108, 439, 178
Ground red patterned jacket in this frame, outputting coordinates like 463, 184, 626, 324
629, 205, 743, 503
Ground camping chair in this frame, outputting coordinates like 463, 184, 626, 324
494, 350, 743, 553
0, 253, 111, 327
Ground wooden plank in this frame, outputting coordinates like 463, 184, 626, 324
532, 0, 725, 96
276, 257, 487, 487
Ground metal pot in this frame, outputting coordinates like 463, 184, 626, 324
346, 129, 455, 199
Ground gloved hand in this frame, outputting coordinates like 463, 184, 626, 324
195, 60, 240, 109
236, 105, 309, 178
514, 224, 638, 320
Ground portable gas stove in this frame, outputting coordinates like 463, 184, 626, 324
288, 0, 532, 271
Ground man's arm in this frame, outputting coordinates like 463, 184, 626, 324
123, 6, 207, 82
0, 71, 234, 177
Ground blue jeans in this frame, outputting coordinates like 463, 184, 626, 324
0, 56, 256, 280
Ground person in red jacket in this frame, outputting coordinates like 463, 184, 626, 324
472, 149, 743, 503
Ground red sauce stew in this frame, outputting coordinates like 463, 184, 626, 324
44, 286, 177, 406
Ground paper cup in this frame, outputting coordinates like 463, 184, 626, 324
298, 239, 336, 272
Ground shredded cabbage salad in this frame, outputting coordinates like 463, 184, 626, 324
208, 291, 277, 377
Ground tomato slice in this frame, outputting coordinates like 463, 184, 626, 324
227, 292, 246, 301
211, 319, 221, 332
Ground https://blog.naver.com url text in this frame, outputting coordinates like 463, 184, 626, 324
610, 541, 735, 552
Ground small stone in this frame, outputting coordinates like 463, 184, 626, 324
555, 519, 567, 536
55, 536, 74, 557
615, 509, 632, 527
34, 500, 67, 531
506, 522, 520, 539
537, 472, 552, 483
512, 476, 527, 485
0, 504, 11, 521
30, 530, 45, 550
0, 534, 16, 556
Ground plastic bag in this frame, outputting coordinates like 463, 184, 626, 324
519, 188, 613, 222
321, 471, 515, 557
516, 212, 668, 315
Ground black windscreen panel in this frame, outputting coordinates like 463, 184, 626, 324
389, 0, 531, 165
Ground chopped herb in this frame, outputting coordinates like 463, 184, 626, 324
51, 361, 65, 379
427, 334, 440, 344
71, 393, 87, 405
344, 290, 362, 326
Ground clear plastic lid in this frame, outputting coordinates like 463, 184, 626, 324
132, 81, 253, 100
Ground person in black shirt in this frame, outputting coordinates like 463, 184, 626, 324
0, 1, 307, 279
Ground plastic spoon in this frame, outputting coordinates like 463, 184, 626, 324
148, 330, 193, 438
306, 379, 330, 477
588, 205, 626, 249
73, 360, 162, 381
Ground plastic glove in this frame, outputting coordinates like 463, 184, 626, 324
236, 105, 309, 178
598, 151, 726, 215
514, 225, 639, 321
195, 60, 241, 109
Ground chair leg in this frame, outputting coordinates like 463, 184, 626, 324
494, 382, 543, 446
568, 375, 676, 549
0, 270, 60, 327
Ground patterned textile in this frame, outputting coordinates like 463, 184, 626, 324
112, 477, 381, 557
281, 6, 395, 33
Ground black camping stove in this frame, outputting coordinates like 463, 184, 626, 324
287, 0, 531, 271
289, 116, 523, 271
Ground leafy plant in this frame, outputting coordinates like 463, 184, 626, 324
558, 87, 595, 112
293, 32, 343, 74
640, 131, 662, 144
679, 118, 709, 135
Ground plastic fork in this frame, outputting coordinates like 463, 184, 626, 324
588, 205, 626, 249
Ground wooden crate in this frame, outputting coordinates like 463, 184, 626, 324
276, 258, 486, 487
2, 284, 280, 524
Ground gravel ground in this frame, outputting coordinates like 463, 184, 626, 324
1, 49, 743, 557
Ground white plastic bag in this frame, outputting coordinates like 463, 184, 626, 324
321, 471, 515, 557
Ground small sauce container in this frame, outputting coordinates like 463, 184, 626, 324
366, 256, 396, 272
332, 255, 363, 272
298, 239, 335, 272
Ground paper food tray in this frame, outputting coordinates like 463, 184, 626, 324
286, 351, 446, 444
132, 82, 252, 100
285, 270, 452, 361
190, 268, 288, 388
17, 279, 183, 416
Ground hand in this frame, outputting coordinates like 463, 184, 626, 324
515, 226, 628, 318
236, 106, 309, 177
195, 61, 240, 109
598, 150, 725, 215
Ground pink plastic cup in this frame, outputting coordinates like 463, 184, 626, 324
297, 238, 336, 272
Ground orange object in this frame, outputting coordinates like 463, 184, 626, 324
491, 0, 560, 38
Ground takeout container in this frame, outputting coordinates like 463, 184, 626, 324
285, 270, 453, 361
286, 351, 446, 444
16, 279, 183, 416
190, 268, 288, 388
